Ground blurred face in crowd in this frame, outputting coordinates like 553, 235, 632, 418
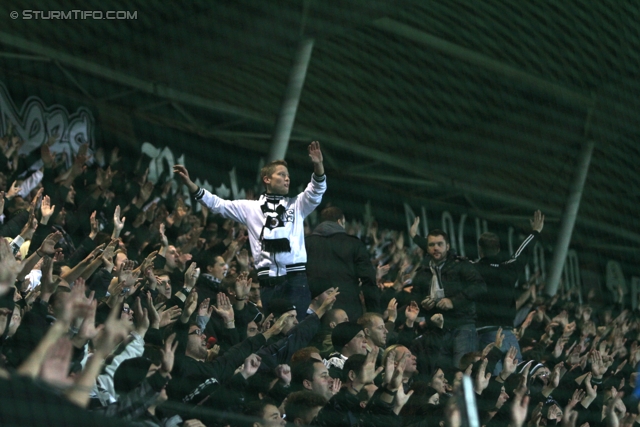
208, 256, 227, 280
281, 310, 299, 335
114, 252, 128, 274
249, 282, 260, 304
186, 325, 208, 360
328, 309, 349, 329
8, 305, 21, 337
255, 404, 286, 427
427, 235, 449, 262
263, 165, 290, 195
157, 274, 172, 299
246, 321, 259, 337
428, 368, 449, 394
121, 303, 134, 322
496, 386, 509, 409
165, 246, 179, 270
303, 362, 333, 400
66, 185, 76, 204
53, 207, 66, 226
364, 315, 388, 348
394, 346, 418, 376
342, 330, 368, 357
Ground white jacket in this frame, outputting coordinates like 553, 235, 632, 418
195, 174, 326, 278
83, 331, 145, 406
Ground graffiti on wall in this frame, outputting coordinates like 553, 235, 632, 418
0, 82, 95, 167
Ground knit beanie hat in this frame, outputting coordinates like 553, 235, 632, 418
331, 322, 363, 352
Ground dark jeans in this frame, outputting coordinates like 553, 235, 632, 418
260, 273, 311, 321
478, 328, 522, 376
441, 324, 478, 371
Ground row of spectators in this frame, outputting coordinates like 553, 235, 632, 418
0, 134, 636, 427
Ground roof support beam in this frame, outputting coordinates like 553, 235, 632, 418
0, 31, 268, 124
54, 60, 94, 101
547, 141, 595, 296
268, 38, 314, 162
372, 18, 594, 109
0, 52, 49, 61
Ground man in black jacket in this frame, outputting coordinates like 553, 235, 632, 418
473, 210, 544, 373
305, 207, 380, 321
411, 229, 487, 371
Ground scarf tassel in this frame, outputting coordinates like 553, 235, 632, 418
262, 238, 291, 253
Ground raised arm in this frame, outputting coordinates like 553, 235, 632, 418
308, 140, 324, 177
173, 165, 199, 193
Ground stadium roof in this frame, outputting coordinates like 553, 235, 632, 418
0, 0, 639, 264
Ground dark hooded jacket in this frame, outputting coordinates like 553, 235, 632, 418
305, 221, 379, 320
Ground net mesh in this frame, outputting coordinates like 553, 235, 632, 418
0, 0, 638, 424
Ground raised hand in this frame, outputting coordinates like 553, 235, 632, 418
39, 231, 62, 256
275, 364, 292, 385
198, 298, 212, 318
75, 299, 103, 346
510, 378, 530, 427
135, 251, 157, 276
330, 378, 342, 395
386, 297, 398, 322
133, 297, 150, 336
233, 272, 251, 301
158, 304, 182, 328
531, 210, 545, 233
387, 351, 408, 391
265, 312, 294, 337
159, 223, 168, 247
96, 166, 116, 190
421, 296, 436, 311
184, 262, 200, 290
590, 350, 608, 378
308, 141, 323, 164
317, 287, 339, 315
92, 301, 133, 357
119, 262, 142, 297
112, 205, 126, 239
211, 292, 234, 324
39, 336, 74, 386
377, 264, 391, 282
235, 249, 250, 270
160, 333, 178, 376
405, 301, 420, 326
355, 346, 383, 387
500, 346, 519, 380
138, 181, 154, 205
240, 354, 262, 379
495, 327, 505, 349
180, 290, 198, 323
40, 195, 56, 223
409, 217, 420, 238
474, 358, 492, 394
6, 181, 21, 200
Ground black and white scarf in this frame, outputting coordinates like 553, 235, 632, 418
259, 194, 292, 253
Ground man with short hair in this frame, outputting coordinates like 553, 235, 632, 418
175, 142, 325, 320
292, 359, 335, 400
305, 206, 379, 321
242, 400, 286, 427
358, 312, 388, 350
285, 391, 328, 426
411, 228, 487, 371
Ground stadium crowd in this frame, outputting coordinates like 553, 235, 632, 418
0, 134, 636, 427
